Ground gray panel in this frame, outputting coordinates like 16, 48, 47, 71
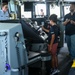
0, 23, 28, 75
31, 43, 47, 51
0, 39, 6, 75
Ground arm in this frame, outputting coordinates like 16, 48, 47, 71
49, 34, 55, 51
50, 34, 55, 47
42, 26, 49, 33
70, 20, 75, 25
63, 19, 70, 26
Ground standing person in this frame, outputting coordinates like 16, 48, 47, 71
0, 3, 9, 20
63, 3, 75, 59
40, 9, 44, 17
48, 14, 60, 75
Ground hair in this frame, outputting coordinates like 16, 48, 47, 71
49, 14, 57, 23
41, 9, 43, 11
2, 3, 8, 8
70, 2, 75, 6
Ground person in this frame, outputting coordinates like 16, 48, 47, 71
63, 3, 75, 59
42, 21, 50, 34
48, 14, 60, 75
40, 9, 44, 17
0, 3, 9, 20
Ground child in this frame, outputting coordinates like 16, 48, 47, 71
48, 14, 60, 75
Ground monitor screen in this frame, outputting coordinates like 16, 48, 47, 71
24, 2, 33, 11
3, 0, 8, 3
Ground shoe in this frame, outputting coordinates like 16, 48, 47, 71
50, 69, 60, 75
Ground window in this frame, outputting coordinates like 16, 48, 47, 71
50, 5, 60, 18
24, 2, 33, 11
35, 4, 46, 18
21, 5, 32, 18
64, 6, 70, 15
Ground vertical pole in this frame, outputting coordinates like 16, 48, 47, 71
0, 0, 2, 9
32, 3, 35, 18
60, 2, 64, 18
46, 2, 50, 17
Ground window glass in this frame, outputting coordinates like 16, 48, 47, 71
64, 6, 70, 15
50, 5, 60, 18
21, 5, 31, 18
35, 4, 46, 18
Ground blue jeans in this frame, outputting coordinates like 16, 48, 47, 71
65, 35, 71, 54
71, 35, 75, 59
66, 35, 75, 59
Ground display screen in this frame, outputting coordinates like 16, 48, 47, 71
2, 0, 8, 3
24, 2, 33, 11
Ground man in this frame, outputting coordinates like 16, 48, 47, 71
63, 3, 75, 59
0, 3, 9, 20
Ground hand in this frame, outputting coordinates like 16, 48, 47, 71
65, 19, 70, 23
48, 45, 52, 53
70, 20, 75, 24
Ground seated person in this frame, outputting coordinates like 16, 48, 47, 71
0, 3, 9, 20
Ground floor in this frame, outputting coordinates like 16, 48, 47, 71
58, 43, 73, 75
29, 43, 73, 75
58, 43, 69, 64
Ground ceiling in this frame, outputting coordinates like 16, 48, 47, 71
2, 0, 75, 2
21, 0, 75, 2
